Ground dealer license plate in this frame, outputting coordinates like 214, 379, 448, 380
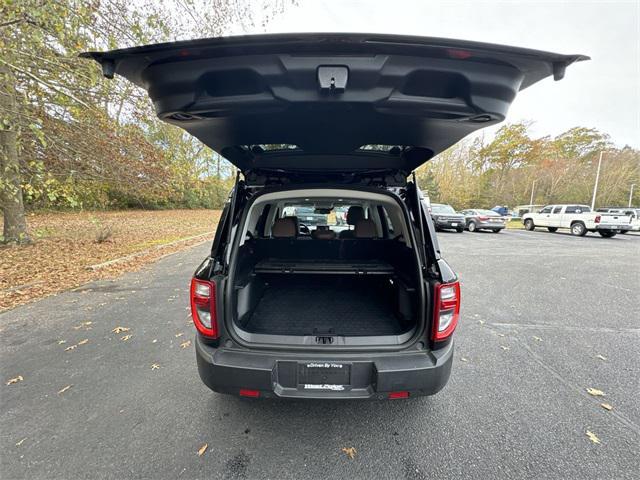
298, 362, 351, 390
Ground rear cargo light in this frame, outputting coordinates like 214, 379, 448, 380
388, 391, 410, 399
595, 215, 601, 223
432, 281, 461, 341
239, 389, 260, 398
190, 278, 218, 338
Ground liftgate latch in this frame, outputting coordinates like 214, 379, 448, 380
317, 66, 348, 93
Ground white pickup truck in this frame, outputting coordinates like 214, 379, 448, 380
522, 204, 632, 237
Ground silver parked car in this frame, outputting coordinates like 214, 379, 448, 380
460, 209, 506, 233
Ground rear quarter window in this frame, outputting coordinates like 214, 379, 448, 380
565, 205, 589, 214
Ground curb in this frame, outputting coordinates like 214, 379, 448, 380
86, 232, 212, 271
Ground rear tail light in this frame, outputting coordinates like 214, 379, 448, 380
239, 389, 260, 398
190, 278, 218, 338
432, 281, 461, 341
595, 215, 601, 224
478, 215, 489, 221
388, 391, 410, 399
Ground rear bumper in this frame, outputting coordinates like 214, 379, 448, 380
477, 222, 505, 229
596, 224, 631, 231
434, 218, 464, 229
195, 336, 453, 399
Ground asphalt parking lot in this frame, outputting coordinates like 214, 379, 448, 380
1, 229, 639, 479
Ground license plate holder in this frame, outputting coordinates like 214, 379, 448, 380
298, 362, 351, 390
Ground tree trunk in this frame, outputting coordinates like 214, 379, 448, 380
0, 64, 30, 244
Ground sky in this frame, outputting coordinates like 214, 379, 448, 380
235, 0, 640, 148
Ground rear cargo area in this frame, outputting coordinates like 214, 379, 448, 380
232, 237, 421, 342
240, 274, 411, 336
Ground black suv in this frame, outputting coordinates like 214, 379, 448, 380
85, 33, 584, 399
430, 203, 466, 233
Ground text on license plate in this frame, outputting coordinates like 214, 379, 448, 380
298, 362, 351, 389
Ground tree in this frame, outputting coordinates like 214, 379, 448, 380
0, 64, 29, 243
415, 123, 639, 210
0, 0, 295, 220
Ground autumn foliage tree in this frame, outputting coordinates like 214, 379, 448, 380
417, 123, 640, 210
0, 0, 293, 241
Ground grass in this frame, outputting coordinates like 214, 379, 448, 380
0, 209, 221, 311
506, 218, 524, 229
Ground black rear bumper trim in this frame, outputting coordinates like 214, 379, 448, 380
195, 335, 453, 399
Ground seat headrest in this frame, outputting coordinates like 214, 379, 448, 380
346, 206, 365, 225
272, 217, 298, 238
354, 219, 377, 238
312, 226, 336, 240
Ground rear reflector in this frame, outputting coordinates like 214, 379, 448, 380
388, 391, 410, 399
432, 281, 461, 341
190, 278, 218, 338
239, 389, 260, 398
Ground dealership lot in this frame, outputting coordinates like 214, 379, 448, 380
1, 230, 638, 479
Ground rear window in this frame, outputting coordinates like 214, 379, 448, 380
431, 204, 456, 214
565, 205, 590, 213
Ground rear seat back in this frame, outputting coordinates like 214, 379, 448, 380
312, 226, 337, 240
354, 219, 377, 238
272, 217, 298, 238
253, 235, 396, 262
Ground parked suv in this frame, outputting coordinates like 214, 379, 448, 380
85, 33, 584, 399
430, 204, 465, 233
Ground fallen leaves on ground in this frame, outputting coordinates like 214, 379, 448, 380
57, 340, 66, 344
341, 447, 357, 459
15, 438, 27, 446
151, 364, 160, 370
197, 444, 208, 456
586, 388, 605, 397
596, 354, 607, 361
121, 335, 132, 341
460, 357, 468, 362
500, 345, 510, 351
64, 339, 88, 351
600, 403, 613, 411
57, 385, 72, 394
533, 336, 543, 342
180, 340, 191, 349
73, 321, 92, 330
586, 431, 601, 444
1, 210, 219, 311
175, 332, 184, 337
112, 327, 130, 334
6, 375, 24, 385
